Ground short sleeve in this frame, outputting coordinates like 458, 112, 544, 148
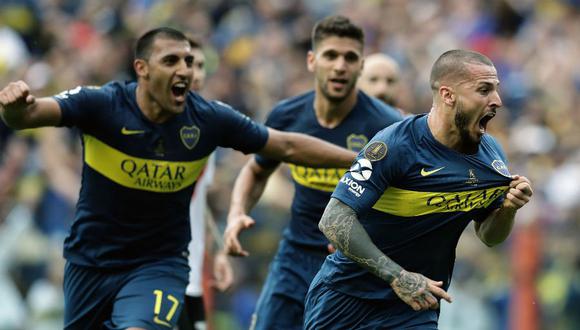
254, 105, 291, 168
53, 86, 110, 129
331, 127, 406, 216
210, 100, 268, 154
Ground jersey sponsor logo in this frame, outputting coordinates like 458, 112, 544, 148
420, 166, 445, 177
289, 164, 347, 192
121, 127, 146, 135
83, 134, 207, 193
346, 134, 368, 152
372, 185, 509, 216
492, 160, 511, 177
349, 158, 373, 181
340, 176, 366, 197
364, 141, 387, 162
180, 125, 200, 150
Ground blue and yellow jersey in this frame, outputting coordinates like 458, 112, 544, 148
320, 114, 512, 300
255, 91, 402, 250
54, 81, 268, 268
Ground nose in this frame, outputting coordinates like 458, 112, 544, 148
334, 56, 347, 72
491, 91, 503, 109
176, 60, 193, 79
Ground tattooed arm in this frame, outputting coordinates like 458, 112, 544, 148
319, 198, 452, 310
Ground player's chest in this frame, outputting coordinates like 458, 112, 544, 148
92, 112, 214, 161
284, 114, 380, 153
402, 148, 511, 191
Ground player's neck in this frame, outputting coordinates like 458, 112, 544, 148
135, 85, 173, 124
313, 91, 357, 129
427, 108, 475, 154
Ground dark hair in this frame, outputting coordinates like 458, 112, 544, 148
188, 37, 203, 50
311, 15, 364, 50
430, 49, 495, 90
135, 27, 189, 60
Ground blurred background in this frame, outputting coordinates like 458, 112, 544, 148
0, 0, 579, 329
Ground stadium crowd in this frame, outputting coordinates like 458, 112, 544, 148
0, 0, 578, 329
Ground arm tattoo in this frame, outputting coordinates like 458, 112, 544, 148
319, 198, 403, 284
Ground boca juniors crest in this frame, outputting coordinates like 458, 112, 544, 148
492, 159, 511, 177
180, 125, 200, 150
346, 134, 368, 152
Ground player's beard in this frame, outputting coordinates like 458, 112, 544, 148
455, 100, 479, 154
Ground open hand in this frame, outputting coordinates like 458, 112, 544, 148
224, 213, 255, 257
211, 251, 233, 291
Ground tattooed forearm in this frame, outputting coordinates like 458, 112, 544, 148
319, 198, 403, 284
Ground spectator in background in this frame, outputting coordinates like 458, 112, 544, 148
357, 53, 402, 110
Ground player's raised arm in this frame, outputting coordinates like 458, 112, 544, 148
224, 158, 278, 257
320, 198, 453, 311
475, 175, 533, 247
0, 81, 62, 129
258, 127, 356, 168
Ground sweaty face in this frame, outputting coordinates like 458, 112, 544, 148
358, 58, 400, 106
142, 38, 194, 115
452, 63, 502, 151
308, 36, 363, 103
190, 48, 206, 92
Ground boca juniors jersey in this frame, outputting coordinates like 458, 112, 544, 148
255, 91, 402, 251
320, 114, 512, 300
54, 81, 268, 268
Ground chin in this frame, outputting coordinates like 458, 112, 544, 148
167, 104, 185, 114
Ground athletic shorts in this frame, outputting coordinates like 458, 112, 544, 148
304, 272, 439, 329
63, 256, 189, 329
250, 240, 328, 330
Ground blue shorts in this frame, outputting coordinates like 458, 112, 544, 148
63, 256, 189, 330
304, 272, 439, 329
251, 240, 328, 330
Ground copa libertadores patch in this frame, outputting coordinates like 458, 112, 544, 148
364, 141, 387, 162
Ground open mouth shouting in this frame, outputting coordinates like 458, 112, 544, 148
478, 111, 496, 134
171, 81, 189, 104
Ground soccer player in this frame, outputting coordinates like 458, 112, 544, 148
0, 27, 356, 330
223, 16, 402, 329
303, 49, 534, 329
357, 52, 402, 108
177, 38, 233, 330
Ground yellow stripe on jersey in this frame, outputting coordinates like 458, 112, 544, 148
289, 164, 348, 192
372, 186, 509, 217
83, 134, 208, 193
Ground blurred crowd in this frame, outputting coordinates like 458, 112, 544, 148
0, 0, 579, 329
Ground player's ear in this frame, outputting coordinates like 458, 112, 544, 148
134, 59, 149, 79
439, 85, 455, 106
358, 58, 365, 78
306, 50, 316, 72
